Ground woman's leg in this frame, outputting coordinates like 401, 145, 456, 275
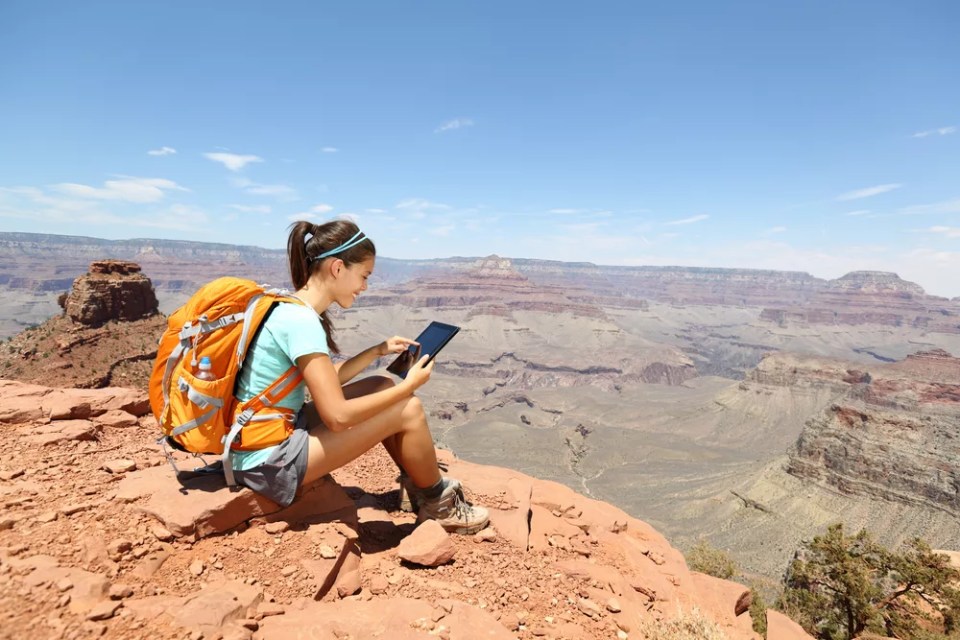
341, 375, 404, 470
301, 378, 441, 489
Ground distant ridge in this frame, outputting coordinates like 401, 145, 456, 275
2, 232, 958, 334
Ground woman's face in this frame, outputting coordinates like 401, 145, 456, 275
334, 256, 375, 309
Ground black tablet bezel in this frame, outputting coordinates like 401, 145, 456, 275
386, 321, 460, 379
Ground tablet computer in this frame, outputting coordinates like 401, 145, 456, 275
386, 321, 460, 379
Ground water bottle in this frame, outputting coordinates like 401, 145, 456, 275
195, 356, 217, 381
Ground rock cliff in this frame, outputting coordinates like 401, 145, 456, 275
359, 255, 609, 320
61, 260, 159, 326
0, 379, 777, 640
5, 233, 959, 333
760, 271, 960, 333
776, 349, 960, 513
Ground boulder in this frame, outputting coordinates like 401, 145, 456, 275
767, 609, 816, 640
397, 520, 456, 567
115, 464, 356, 539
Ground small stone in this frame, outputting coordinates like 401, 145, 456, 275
37, 511, 59, 523
474, 529, 497, 543
0, 468, 25, 481
577, 598, 602, 618
57, 594, 71, 608
281, 565, 297, 577
369, 575, 389, 595
56, 578, 73, 592
319, 545, 337, 559
107, 539, 133, 557
617, 631, 628, 640
102, 459, 136, 474
240, 619, 259, 630
255, 602, 285, 619
189, 560, 204, 576
608, 519, 628, 533
264, 521, 289, 534
86, 600, 121, 621
605, 597, 621, 613
62, 501, 97, 516
109, 584, 134, 600
150, 524, 174, 542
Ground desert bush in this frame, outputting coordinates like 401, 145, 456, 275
686, 540, 737, 580
640, 607, 728, 640
748, 586, 768, 636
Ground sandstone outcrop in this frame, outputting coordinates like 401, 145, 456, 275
0, 260, 165, 389
0, 378, 766, 639
359, 255, 610, 320
61, 260, 158, 326
761, 271, 960, 333
779, 349, 960, 513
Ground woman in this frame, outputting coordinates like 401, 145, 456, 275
229, 219, 488, 534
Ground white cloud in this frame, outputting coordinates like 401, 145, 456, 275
396, 198, 451, 211
366, 208, 387, 214
51, 177, 187, 203
204, 152, 263, 172
912, 126, 956, 138
231, 177, 298, 201
898, 198, 960, 216
321, 147, 339, 153
928, 226, 960, 238
309, 204, 333, 214
762, 226, 787, 235
836, 183, 902, 201
549, 208, 583, 215
845, 210, 870, 217
147, 146, 177, 156
665, 214, 709, 226
434, 117, 474, 133
228, 204, 272, 214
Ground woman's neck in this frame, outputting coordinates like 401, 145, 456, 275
294, 286, 332, 315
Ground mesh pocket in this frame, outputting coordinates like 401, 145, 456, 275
165, 368, 235, 455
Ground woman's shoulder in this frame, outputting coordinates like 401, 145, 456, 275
268, 300, 323, 328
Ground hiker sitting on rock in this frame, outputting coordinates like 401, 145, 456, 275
230, 219, 488, 534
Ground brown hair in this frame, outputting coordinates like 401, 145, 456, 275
287, 219, 376, 353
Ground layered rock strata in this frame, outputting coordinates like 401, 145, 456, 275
761, 271, 960, 333
780, 349, 960, 513
60, 260, 159, 326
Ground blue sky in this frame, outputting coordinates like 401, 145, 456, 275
2, 1, 959, 296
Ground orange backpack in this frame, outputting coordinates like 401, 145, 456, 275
149, 277, 304, 485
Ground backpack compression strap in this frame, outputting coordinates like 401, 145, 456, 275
221, 364, 305, 487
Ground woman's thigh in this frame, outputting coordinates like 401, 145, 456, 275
300, 380, 409, 485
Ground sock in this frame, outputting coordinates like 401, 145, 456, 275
420, 477, 446, 500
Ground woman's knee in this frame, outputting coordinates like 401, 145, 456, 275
400, 395, 425, 423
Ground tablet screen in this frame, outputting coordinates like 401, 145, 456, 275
386, 321, 460, 378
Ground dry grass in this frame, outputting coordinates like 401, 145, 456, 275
639, 607, 729, 640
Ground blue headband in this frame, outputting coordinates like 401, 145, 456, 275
311, 230, 367, 262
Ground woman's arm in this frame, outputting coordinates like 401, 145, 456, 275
300, 351, 433, 431
334, 336, 418, 384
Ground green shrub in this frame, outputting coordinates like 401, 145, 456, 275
686, 540, 737, 580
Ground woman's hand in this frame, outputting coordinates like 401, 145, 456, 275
379, 336, 418, 356
402, 355, 434, 391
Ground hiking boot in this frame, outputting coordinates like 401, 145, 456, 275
416, 477, 489, 535
397, 473, 419, 513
